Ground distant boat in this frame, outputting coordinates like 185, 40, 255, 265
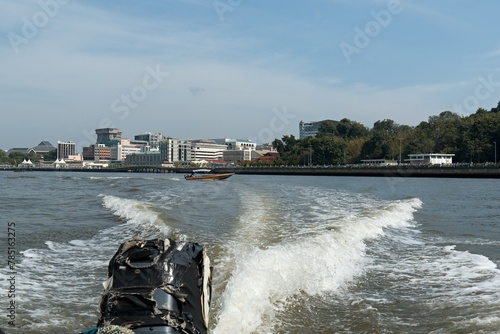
184, 169, 234, 181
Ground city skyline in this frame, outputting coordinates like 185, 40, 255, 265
2, 1, 500, 151
0, 127, 262, 152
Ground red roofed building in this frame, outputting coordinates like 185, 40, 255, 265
257, 152, 280, 162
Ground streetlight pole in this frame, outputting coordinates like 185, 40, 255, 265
399, 138, 402, 165
495, 141, 497, 165
309, 144, 312, 166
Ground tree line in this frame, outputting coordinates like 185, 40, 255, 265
271, 103, 500, 166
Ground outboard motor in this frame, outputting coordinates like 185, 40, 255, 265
97, 237, 211, 334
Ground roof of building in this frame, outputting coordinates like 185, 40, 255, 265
37, 141, 54, 147
7, 148, 29, 154
192, 139, 217, 143
408, 153, 455, 157
29, 141, 56, 153
300, 119, 339, 125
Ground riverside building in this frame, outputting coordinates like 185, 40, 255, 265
57, 141, 76, 160
408, 153, 455, 165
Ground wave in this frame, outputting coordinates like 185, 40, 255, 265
213, 197, 422, 333
2, 194, 178, 331
99, 194, 174, 238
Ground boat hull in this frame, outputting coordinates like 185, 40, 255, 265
184, 173, 234, 180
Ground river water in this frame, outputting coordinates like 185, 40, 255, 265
0, 171, 499, 333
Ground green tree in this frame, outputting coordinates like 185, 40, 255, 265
337, 118, 369, 139
310, 136, 345, 165
373, 119, 398, 134
362, 132, 392, 159
317, 120, 338, 137
0, 150, 8, 164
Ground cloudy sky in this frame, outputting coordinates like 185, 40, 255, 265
1, 0, 500, 151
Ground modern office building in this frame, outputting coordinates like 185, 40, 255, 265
111, 139, 149, 161
95, 128, 122, 146
160, 138, 191, 163
127, 138, 192, 165
135, 132, 164, 149
190, 140, 226, 161
82, 144, 111, 161
299, 120, 338, 139
211, 138, 256, 151
57, 141, 76, 160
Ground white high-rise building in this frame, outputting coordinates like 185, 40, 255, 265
57, 141, 76, 160
160, 138, 192, 163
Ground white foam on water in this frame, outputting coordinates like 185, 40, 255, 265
143, 191, 187, 211
359, 206, 500, 332
279, 186, 388, 235
420, 245, 500, 304
233, 189, 275, 245
368, 233, 500, 304
209, 189, 278, 301
8, 238, 114, 329
88, 176, 132, 180
213, 197, 422, 334
1, 194, 177, 331
159, 176, 182, 181
100, 194, 173, 237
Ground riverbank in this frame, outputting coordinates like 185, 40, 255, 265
219, 165, 500, 178
2, 165, 500, 178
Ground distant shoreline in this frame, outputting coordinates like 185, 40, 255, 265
2, 165, 500, 179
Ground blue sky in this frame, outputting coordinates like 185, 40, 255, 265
1, 0, 500, 151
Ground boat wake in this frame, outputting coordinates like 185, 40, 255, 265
4, 194, 179, 331
99, 194, 174, 238
213, 196, 422, 333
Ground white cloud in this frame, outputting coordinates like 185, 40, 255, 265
1, 0, 498, 150
483, 48, 500, 59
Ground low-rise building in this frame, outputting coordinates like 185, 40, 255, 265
28, 141, 56, 155
7, 147, 29, 154
407, 153, 455, 165
111, 139, 149, 161
223, 149, 252, 163
256, 151, 280, 162
190, 140, 226, 161
211, 138, 256, 151
360, 159, 398, 166
67, 154, 83, 162
83, 144, 111, 161
126, 151, 162, 165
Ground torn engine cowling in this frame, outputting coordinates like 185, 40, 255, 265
97, 237, 211, 334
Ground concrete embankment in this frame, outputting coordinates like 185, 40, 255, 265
3, 165, 500, 178
213, 166, 500, 178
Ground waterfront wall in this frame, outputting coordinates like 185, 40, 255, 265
215, 166, 500, 178
3, 165, 500, 178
